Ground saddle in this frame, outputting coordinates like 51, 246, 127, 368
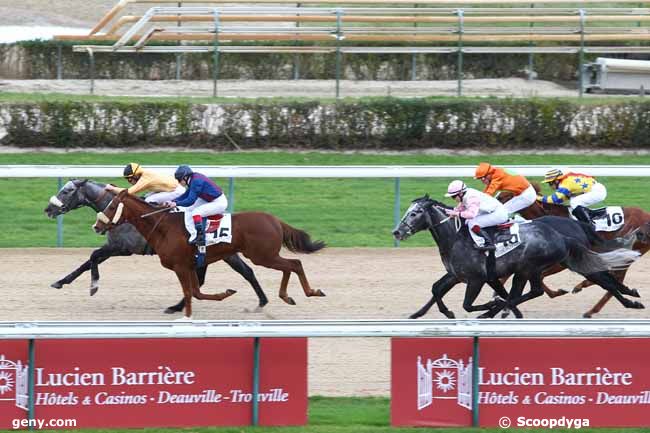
587, 207, 607, 220
203, 214, 224, 234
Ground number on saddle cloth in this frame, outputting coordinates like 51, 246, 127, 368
590, 206, 625, 232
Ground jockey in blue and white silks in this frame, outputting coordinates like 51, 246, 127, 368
165, 165, 228, 245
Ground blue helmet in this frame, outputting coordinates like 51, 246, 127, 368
174, 165, 193, 181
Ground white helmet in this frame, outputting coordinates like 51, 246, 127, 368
445, 180, 467, 198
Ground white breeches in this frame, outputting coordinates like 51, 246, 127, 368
569, 183, 607, 210
180, 195, 228, 240
502, 185, 537, 214
145, 185, 186, 204
468, 206, 509, 229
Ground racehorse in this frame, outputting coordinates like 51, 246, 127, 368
498, 181, 650, 317
93, 190, 326, 319
392, 195, 643, 318
44, 179, 268, 313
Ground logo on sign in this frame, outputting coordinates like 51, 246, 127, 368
0, 355, 28, 411
417, 354, 472, 411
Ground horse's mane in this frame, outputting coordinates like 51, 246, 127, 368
531, 181, 542, 194
411, 195, 453, 211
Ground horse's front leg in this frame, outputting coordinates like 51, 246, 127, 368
411, 273, 459, 319
174, 269, 196, 320
89, 246, 129, 296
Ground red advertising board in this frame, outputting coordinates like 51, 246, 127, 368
480, 338, 650, 428
0, 338, 306, 429
392, 337, 650, 428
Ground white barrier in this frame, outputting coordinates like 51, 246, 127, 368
1, 165, 650, 178
2, 319, 650, 339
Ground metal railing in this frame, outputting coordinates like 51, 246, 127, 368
53, 2, 650, 97
3, 164, 650, 247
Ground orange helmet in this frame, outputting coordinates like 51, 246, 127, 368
474, 162, 492, 179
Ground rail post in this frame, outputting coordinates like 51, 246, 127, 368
212, 8, 221, 98
456, 9, 464, 97
228, 177, 235, 212
56, 44, 63, 80
252, 337, 261, 426
28, 339, 36, 430
472, 336, 480, 427
394, 177, 401, 247
57, 177, 63, 247
335, 8, 344, 99
578, 9, 586, 98
86, 47, 95, 95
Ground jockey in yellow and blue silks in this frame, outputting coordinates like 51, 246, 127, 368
538, 168, 607, 223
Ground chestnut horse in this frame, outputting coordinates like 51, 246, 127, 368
499, 182, 650, 317
93, 190, 326, 319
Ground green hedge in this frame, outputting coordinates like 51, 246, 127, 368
4, 40, 649, 80
3, 98, 650, 149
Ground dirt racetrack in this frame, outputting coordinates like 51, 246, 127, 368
3, 247, 650, 396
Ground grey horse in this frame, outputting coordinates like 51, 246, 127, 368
44, 179, 268, 313
392, 195, 644, 318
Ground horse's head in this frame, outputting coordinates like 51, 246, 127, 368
635, 222, 650, 244
93, 190, 129, 234
45, 179, 88, 218
392, 195, 451, 241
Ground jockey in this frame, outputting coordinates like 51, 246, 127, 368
165, 165, 228, 249
444, 180, 509, 251
105, 163, 185, 204
538, 168, 607, 224
474, 162, 536, 215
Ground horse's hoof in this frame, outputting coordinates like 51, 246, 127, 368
556, 289, 569, 296
632, 301, 645, 309
281, 296, 296, 306
444, 311, 455, 319
572, 287, 583, 294
164, 307, 182, 314
225, 289, 237, 296
477, 312, 493, 319
501, 312, 510, 319
314, 289, 326, 297
583, 312, 593, 318
409, 313, 422, 319
51, 282, 63, 289
513, 309, 524, 319
630, 289, 641, 298
90, 287, 98, 296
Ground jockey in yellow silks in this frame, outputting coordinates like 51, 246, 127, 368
538, 168, 607, 223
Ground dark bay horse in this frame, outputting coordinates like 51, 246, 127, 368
44, 179, 268, 313
93, 190, 326, 319
499, 182, 650, 317
392, 195, 643, 319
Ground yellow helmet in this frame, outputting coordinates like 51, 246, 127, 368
541, 168, 563, 183
123, 163, 142, 179
474, 162, 492, 179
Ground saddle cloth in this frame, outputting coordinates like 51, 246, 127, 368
587, 206, 625, 232
205, 213, 232, 245
469, 221, 525, 258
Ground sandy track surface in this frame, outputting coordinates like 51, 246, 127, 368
3, 247, 649, 396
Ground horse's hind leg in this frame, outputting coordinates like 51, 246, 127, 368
256, 255, 323, 305
541, 264, 571, 298
581, 273, 643, 313
223, 254, 269, 309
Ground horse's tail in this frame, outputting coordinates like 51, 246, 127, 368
280, 221, 326, 254
564, 238, 641, 275
577, 221, 637, 251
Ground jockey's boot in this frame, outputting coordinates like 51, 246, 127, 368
192, 215, 206, 268
572, 206, 592, 225
472, 226, 496, 251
